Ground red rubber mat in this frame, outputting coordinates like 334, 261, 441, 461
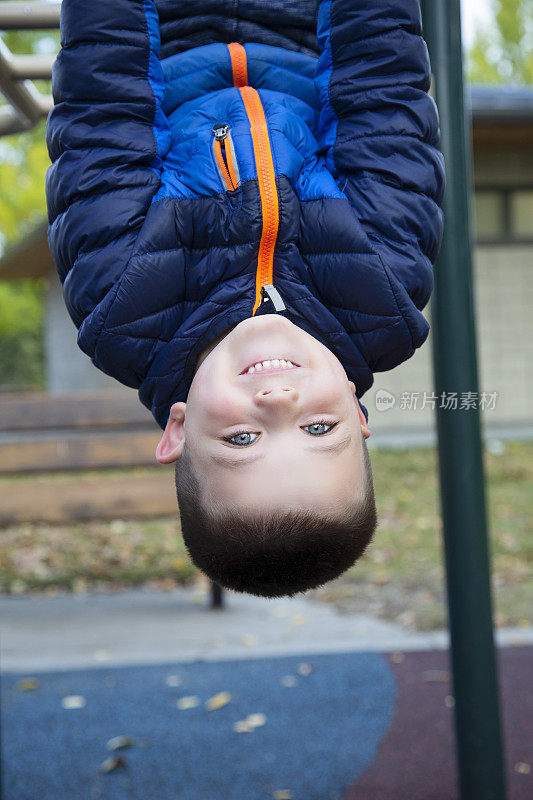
343, 646, 532, 800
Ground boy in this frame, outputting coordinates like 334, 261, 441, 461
46, 0, 444, 597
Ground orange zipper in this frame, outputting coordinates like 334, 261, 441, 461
228, 42, 249, 88
240, 85, 279, 315
226, 43, 279, 316
213, 124, 239, 191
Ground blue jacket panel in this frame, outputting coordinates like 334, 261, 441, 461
46, 0, 444, 429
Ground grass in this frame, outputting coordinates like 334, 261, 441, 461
310, 441, 532, 630
1, 441, 531, 632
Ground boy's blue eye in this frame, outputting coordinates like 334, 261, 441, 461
306, 422, 332, 436
226, 422, 336, 447
229, 432, 259, 446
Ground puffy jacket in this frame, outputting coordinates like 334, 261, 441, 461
46, 0, 445, 429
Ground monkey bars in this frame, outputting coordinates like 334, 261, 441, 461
0, 2, 58, 135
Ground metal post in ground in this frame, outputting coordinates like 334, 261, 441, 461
210, 582, 224, 609
420, 1, 507, 798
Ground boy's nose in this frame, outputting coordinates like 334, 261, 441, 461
255, 386, 299, 404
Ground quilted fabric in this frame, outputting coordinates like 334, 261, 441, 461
46, 0, 444, 429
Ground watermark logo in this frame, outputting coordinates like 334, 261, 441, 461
374, 390, 499, 412
375, 389, 396, 412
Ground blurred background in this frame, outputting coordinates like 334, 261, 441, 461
0, 0, 531, 634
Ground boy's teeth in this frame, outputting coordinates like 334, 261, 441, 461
246, 359, 297, 374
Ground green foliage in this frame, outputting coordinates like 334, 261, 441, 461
0, 280, 44, 338
0, 30, 58, 390
0, 280, 45, 390
0, 26, 59, 389
0, 326, 45, 390
0, 122, 50, 249
0, 122, 49, 390
1, 28, 59, 57
467, 0, 533, 84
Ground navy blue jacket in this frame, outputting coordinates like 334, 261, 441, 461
46, 0, 444, 429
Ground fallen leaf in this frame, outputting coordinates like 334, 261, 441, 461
233, 712, 267, 732
233, 720, 253, 733
246, 713, 267, 728
390, 652, 404, 664
297, 662, 313, 676
93, 650, 110, 662
17, 678, 39, 691
281, 675, 298, 688
107, 735, 135, 751
352, 624, 369, 634
165, 675, 182, 687
99, 755, 127, 773
72, 577, 88, 594
177, 696, 200, 710
61, 695, 86, 709
444, 695, 455, 708
206, 691, 231, 710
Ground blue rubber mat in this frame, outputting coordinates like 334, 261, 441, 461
2, 652, 396, 800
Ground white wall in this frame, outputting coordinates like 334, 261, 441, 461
365, 246, 532, 434
44, 273, 118, 393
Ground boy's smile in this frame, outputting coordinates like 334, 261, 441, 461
239, 358, 300, 374
157, 315, 371, 515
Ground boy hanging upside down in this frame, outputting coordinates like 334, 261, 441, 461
46, 0, 444, 597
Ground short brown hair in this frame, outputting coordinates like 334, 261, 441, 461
174, 441, 377, 598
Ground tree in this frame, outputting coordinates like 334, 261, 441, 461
467, 0, 533, 84
0, 29, 58, 388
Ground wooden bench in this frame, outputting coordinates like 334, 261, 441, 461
0, 390, 224, 607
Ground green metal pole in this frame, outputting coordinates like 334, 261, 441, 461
419, 1, 507, 798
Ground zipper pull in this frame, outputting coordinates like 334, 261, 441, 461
213, 123, 230, 140
260, 284, 286, 312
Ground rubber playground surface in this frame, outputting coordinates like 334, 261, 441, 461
2, 645, 531, 800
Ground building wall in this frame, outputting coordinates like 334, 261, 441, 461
45, 274, 120, 393
365, 245, 532, 433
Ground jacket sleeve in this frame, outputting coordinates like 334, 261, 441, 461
314, 0, 445, 311
45, 0, 170, 381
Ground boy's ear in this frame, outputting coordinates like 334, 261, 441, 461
156, 401, 186, 464
348, 381, 371, 440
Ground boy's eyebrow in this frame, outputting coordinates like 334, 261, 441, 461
210, 433, 352, 469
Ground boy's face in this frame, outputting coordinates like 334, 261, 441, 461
157, 315, 371, 515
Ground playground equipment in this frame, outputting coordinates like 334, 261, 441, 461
0, 1, 507, 795
421, 2, 507, 798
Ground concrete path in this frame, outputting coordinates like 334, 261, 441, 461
2, 586, 532, 672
